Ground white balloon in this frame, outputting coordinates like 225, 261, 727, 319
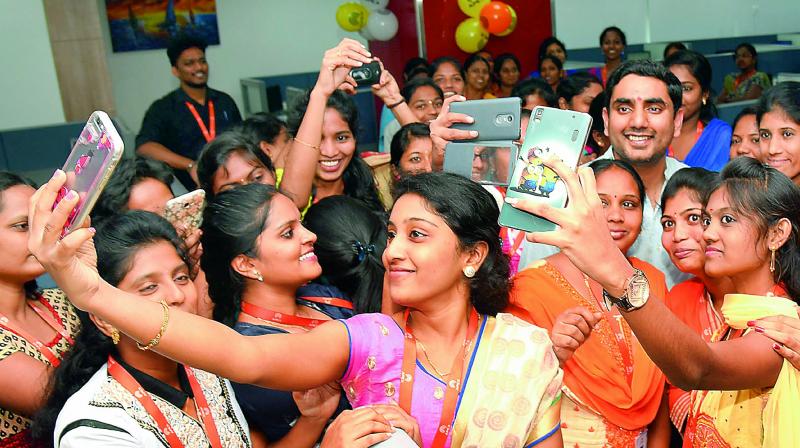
365, 9, 398, 41
361, 0, 390, 10
360, 25, 376, 41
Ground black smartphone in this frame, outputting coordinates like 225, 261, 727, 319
350, 61, 382, 86
449, 97, 521, 142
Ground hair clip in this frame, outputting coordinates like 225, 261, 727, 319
352, 240, 376, 262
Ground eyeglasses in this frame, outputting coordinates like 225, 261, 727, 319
412, 99, 443, 112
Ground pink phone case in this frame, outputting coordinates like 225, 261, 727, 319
163, 189, 206, 236
53, 111, 124, 236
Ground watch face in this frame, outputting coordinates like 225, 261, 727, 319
628, 273, 650, 307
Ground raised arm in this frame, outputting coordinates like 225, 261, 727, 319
370, 61, 416, 126
279, 39, 371, 209
28, 171, 349, 391
505, 158, 782, 391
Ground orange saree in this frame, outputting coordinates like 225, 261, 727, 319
664, 278, 723, 432
508, 257, 666, 447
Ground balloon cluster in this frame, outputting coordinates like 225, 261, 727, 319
456, 0, 517, 53
335, 0, 398, 42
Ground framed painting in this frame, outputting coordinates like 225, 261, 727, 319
106, 0, 220, 52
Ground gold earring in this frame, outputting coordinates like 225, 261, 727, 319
463, 266, 476, 278
253, 270, 264, 282
770, 247, 777, 273
111, 327, 120, 345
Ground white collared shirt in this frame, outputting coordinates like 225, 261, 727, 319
517, 149, 690, 288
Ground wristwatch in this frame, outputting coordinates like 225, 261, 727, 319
602, 268, 650, 312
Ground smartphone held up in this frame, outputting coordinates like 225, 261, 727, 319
52, 111, 124, 236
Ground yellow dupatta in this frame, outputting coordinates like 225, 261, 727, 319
722, 293, 799, 448
451, 313, 563, 448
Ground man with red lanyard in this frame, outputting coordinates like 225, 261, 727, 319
136, 35, 241, 190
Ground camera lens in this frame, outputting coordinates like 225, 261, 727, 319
507, 115, 513, 122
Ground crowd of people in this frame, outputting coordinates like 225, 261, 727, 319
2, 24, 800, 448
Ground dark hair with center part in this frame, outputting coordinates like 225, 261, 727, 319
664, 50, 717, 123
32, 211, 189, 445
196, 129, 276, 200
429, 56, 464, 79
401, 78, 444, 103
605, 59, 683, 113
557, 72, 602, 105
494, 53, 521, 81
512, 78, 558, 108
167, 34, 207, 67
734, 43, 758, 69
390, 123, 431, 168
392, 172, 509, 315
661, 167, 720, 210
732, 106, 759, 131
539, 54, 563, 74
588, 159, 646, 207
538, 37, 567, 63
600, 26, 627, 47
200, 183, 278, 327
303, 196, 387, 314
0, 171, 38, 297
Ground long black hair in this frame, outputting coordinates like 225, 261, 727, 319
32, 211, 189, 445
589, 159, 646, 206
392, 172, 509, 315
664, 49, 717, 123
303, 196, 387, 314
0, 171, 39, 297
757, 81, 800, 125
200, 183, 277, 326
287, 90, 385, 214
714, 157, 800, 301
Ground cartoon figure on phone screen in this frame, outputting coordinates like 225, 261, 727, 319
513, 147, 557, 198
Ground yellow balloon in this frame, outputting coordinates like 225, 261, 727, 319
455, 18, 489, 53
458, 0, 490, 18
336, 2, 369, 32
495, 5, 517, 37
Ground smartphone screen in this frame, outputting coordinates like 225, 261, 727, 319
499, 107, 591, 232
443, 141, 518, 186
54, 112, 123, 235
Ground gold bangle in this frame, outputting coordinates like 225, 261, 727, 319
137, 300, 170, 351
294, 137, 320, 151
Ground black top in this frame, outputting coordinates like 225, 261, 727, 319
231, 284, 354, 442
136, 87, 242, 188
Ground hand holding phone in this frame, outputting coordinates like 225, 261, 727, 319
449, 97, 521, 141
499, 107, 592, 232
53, 111, 124, 236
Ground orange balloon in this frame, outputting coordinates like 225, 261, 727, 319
479, 1, 512, 35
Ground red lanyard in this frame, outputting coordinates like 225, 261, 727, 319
185, 100, 216, 142
0, 296, 73, 367
107, 356, 223, 448
240, 301, 331, 329
399, 308, 480, 448
299, 296, 353, 310
667, 121, 704, 158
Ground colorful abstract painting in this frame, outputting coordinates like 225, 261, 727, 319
106, 0, 220, 52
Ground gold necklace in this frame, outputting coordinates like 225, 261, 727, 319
416, 340, 452, 378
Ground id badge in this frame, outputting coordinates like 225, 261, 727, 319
635, 428, 647, 448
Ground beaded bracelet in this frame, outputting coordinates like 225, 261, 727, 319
137, 300, 170, 351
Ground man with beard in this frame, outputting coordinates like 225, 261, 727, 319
517, 60, 691, 287
136, 35, 241, 189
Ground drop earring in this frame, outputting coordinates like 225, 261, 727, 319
111, 327, 120, 345
770, 247, 777, 273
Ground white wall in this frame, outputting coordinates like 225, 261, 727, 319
0, 0, 64, 131
554, 0, 800, 49
98, 0, 368, 135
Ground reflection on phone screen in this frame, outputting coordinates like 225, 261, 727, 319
470, 145, 514, 185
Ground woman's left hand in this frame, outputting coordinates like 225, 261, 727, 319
753, 307, 800, 370
28, 170, 102, 312
369, 404, 423, 446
